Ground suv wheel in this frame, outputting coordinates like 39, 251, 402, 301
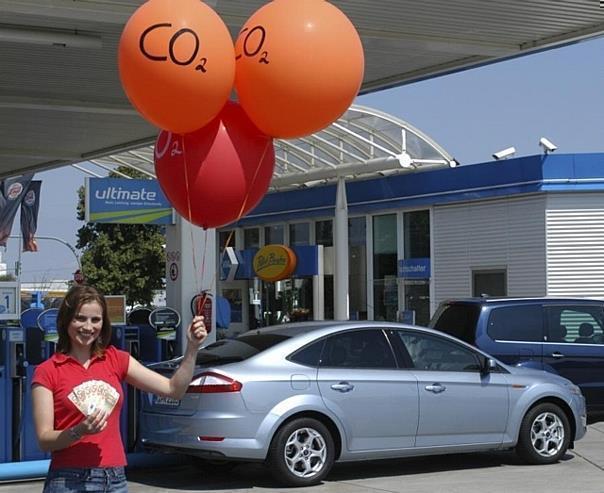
516, 403, 570, 464
266, 417, 335, 487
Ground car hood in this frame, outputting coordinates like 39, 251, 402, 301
505, 364, 573, 386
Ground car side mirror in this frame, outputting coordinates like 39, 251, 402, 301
481, 357, 498, 374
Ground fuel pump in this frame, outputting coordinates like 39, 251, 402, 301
148, 307, 181, 361
0, 327, 9, 463
111, 325, 141, 452
10, 308, 50, 462
6, 326, 27, 462
128, 308, 159, 363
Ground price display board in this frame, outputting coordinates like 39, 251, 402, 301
0, 282, 19, 320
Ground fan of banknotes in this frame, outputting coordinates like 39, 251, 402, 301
67, 380, 119, 416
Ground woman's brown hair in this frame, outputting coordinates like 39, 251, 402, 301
56, 284, 112, 357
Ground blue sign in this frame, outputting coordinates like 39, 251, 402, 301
86, 177, 174, 224
220, 247, 240, 282
398, 258, 431, 279
399, 310, 416, 325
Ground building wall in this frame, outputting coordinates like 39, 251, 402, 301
546, 192, 604, 298
432, 194, 547, 306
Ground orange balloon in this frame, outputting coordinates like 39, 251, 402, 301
119, 0, 235, 134
234, 0, 364, 139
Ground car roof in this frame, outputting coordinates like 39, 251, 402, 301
240, 320, 463, 343
441, 297, 604, 306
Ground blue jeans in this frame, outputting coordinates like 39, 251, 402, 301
43, 467, 128, 493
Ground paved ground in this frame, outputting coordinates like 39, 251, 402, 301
3, 422, 604, 493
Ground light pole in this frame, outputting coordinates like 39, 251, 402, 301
9, 235, 81, 274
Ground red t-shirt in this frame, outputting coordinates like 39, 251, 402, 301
32, 345, 130, 469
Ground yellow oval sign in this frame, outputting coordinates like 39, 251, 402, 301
253, 245, 297, 282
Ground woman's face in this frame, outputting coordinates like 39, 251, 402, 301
67, 301, 103, 351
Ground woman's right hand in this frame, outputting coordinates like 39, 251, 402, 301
75, 407, 109, 436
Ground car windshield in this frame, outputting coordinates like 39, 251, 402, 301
430, 303, 481, 344
195, 333, 291, 365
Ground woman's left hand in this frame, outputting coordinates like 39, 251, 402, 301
186, 315, 207, 348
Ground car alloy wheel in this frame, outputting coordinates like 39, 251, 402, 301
267, 417, 335, 487
530, 411, 565, 458
284, 426, 327, 478
516, 402, 570, 464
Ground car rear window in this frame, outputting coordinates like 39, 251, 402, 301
430, 303, 480, 344
195, 333, 291, 365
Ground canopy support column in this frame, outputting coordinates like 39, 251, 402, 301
334, 176, 349, 320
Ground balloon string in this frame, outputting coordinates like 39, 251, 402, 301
236, 139, 272, 222
196, 139, 271, 316
185, 137, 272, 318
181, 138, 201, 298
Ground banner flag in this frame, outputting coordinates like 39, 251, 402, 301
20, 180, 41, 252
0, 174, 33, 247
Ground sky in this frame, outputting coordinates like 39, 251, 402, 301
4, 36, 604, 283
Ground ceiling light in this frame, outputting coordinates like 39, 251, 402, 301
0, 25, 102, 49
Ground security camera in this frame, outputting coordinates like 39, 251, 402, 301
492, 146, 516, 160
539, 137, 557, 154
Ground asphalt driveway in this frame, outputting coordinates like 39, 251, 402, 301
3, 422, 603, 493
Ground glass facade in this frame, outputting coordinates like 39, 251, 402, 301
315, 220, 333, 246
403, 210, 431, 326
316, 220, 333, 319
218, 209, 431, 328
244, 228, 260, 249
373, 214, 398, 321
289, 223, 310, 246
218, 230, 234, 253
404, 210, 430, 258
349, 217, 367, 320
264, 224, 284, 245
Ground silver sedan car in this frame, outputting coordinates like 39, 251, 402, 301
139, 321, 587, 487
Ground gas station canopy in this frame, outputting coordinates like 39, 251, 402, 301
1, 0, 603, 179
90, 104, 457, 190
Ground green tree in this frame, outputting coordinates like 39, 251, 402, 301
76, 167, 165, 307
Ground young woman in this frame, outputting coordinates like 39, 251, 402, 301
32, 284, 208, 493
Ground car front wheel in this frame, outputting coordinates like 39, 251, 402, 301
266, 417, 335, 487
516, 403, 570, 464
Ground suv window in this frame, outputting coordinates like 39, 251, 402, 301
395, 331, 481, 372
429, 303, 480, 344
545, 305, 604, 344
321, 329, 396, 369
195, 333, 290, 365
487, 305, 543, 342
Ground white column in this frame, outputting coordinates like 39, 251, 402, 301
334, 177, 349, 320
165, 215, 217, 354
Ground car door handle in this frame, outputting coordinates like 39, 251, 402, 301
425, 384, 446, 393
331, 382, 354, 392
551, 352, 565, 359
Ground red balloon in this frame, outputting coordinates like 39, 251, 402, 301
119, 0, 235, 133
154, 102, 275, 229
